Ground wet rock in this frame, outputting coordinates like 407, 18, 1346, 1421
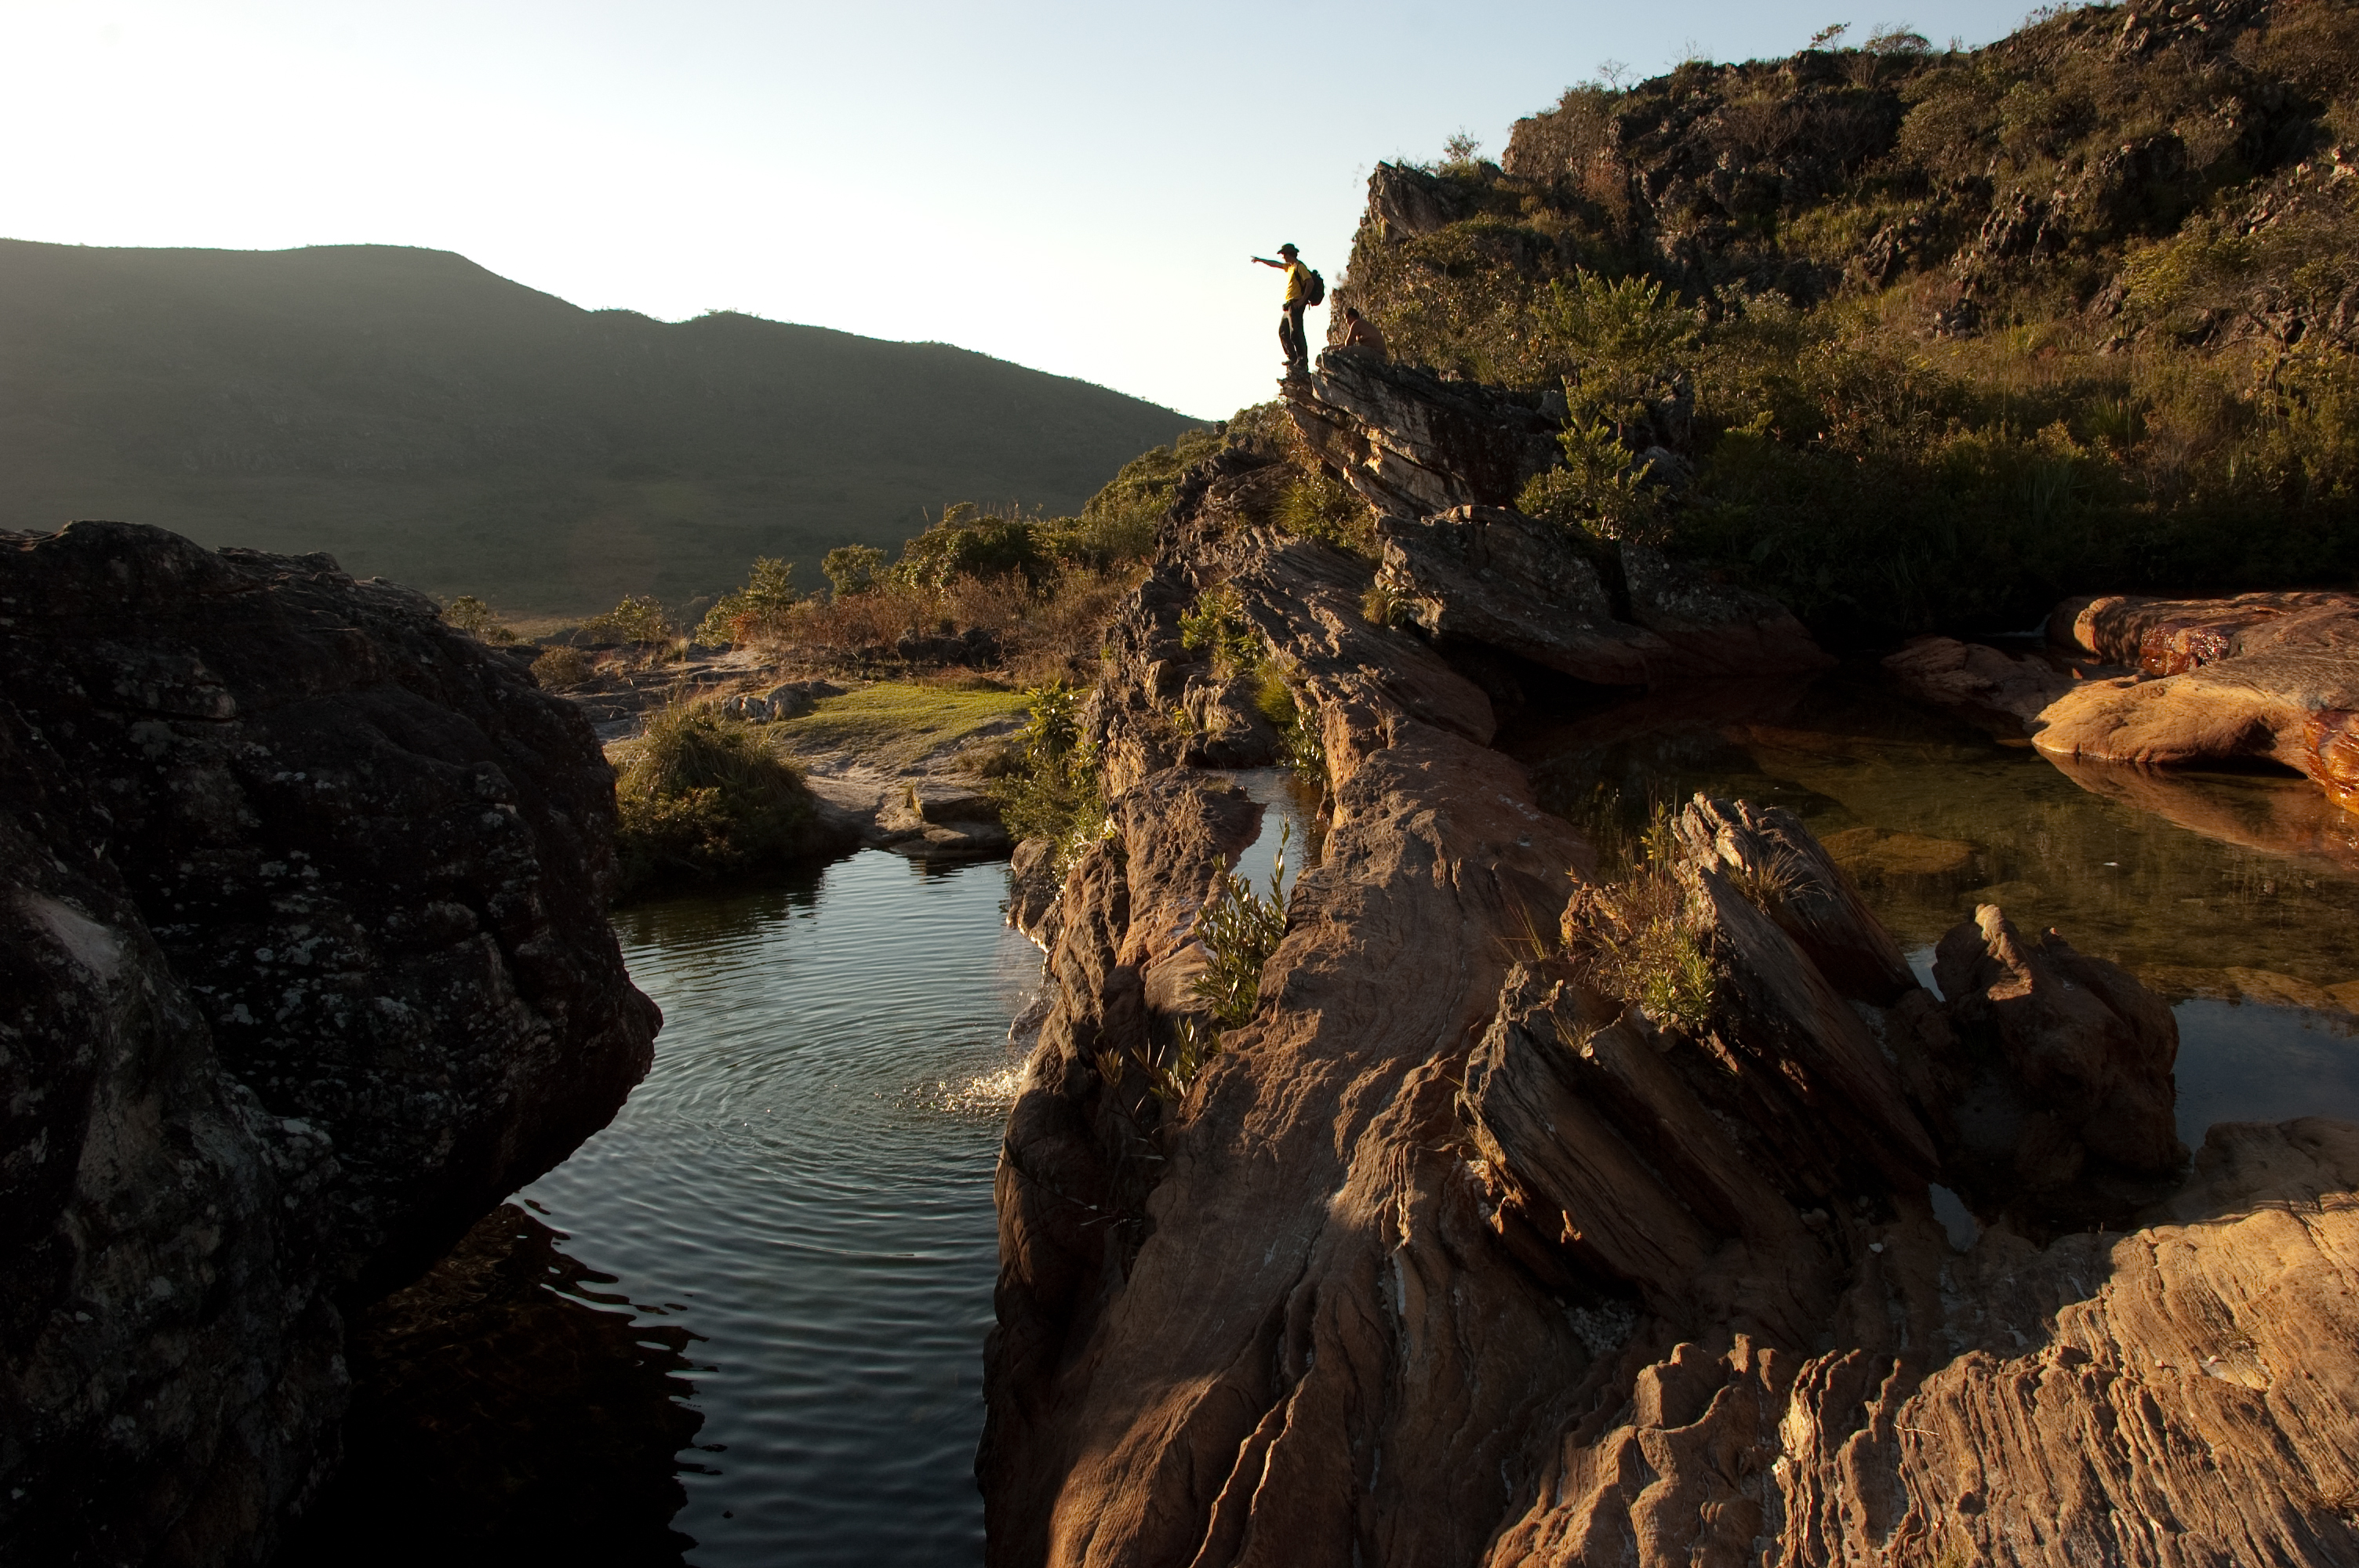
0, 521, 657, 1565
2036, 590, 2359, 813
1928, 906, 2187, 1219
1882, 633, 2079, 731
1005, 838, 1063, 947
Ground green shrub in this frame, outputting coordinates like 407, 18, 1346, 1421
612, 704, 817, 898
1178, 584, 1259, 676
987, 682, 1109, 877
1155, 826, 1295, 1103
696, 557, 800, 647
530, 645, 594, 690
1562, 794, 1718, 1036
895, 503, 1052, 589
822, 544, 887, 598
580, 594, 674, 647
1274, 466, 1377, 556
441, 594, 516, 643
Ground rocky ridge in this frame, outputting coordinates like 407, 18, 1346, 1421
981, 364, 2359, 1566
0, 523, 657, 1564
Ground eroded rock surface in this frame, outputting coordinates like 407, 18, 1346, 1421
2037, 590, 2359, 813
0, 522, 657, 1565
985, 445, 2359, 1563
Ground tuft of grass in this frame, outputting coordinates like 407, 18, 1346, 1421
611, 703, 817, 898
1153, 826, 1295, 1105
1561, 791, 1719, 1036
1178, 584, 1260, 677
765, 681, 1028, 771
1361, 579, 1410, 627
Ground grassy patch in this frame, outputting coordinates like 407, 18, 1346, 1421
766, 681, 1028, 771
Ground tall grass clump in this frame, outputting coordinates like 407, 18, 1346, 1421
1155, 826, 1293, 1104
612, 702, 817, 898
1560, 791, 1717, 1036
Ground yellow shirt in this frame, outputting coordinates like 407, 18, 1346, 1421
1283, 261, 1310, 306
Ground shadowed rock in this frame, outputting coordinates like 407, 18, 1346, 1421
0, 521, 657, 1565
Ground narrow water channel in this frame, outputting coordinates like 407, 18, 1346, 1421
517, 851, 1040, 1566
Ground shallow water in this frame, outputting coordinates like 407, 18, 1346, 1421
1503, 668, 2359, 1147
516, 851, 1041, 1567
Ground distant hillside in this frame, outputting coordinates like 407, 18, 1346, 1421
0, 241, 1199, 615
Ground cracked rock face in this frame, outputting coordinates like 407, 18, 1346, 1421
983, 437, 2359, 1561
0, 521, 657, 1565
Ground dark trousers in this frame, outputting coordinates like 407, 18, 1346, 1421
1278, 301, 1309, 373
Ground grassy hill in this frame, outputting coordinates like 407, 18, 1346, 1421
1337, 0, 2358, 641
0, 240, 1199, 616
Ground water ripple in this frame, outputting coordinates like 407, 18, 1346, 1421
518, 851, 1036, 1567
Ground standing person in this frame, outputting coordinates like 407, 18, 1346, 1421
1251, 244, 1317, 379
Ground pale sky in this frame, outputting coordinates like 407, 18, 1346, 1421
3, 0, 2037, 419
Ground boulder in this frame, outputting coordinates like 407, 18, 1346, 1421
0, 522, 657, 1564
1363, 162, 1466, 242
1881, 633, 2078, 729
1618, 543, 1834, 679
2034, 590, 2359, 813
1285, 352, 1561, 520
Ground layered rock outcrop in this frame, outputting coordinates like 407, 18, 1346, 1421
1288, 356, 1830, 691
1885, 590, 2359, 821
985, 382, 2359, 1563
0, 522, 657, 1564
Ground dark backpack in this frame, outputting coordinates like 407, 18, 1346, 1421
1303, 268, 1326, 306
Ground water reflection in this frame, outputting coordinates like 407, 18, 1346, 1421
519, 851, 1038, 1567
1503, 669, 2359, 1142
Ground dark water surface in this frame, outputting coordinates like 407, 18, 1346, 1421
517, 851, 1040, 1567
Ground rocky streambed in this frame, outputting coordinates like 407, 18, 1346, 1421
980, 354, 2359, 1567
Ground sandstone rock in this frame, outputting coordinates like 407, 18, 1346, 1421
0, 522, 657, 1563
2026, 592, 2359, 816
1618, 543, 1834, 679
1374, 505, 1665, 686
1931, 906, 2188, 1223
1285, 351, 1561, 520
983, 438, 2359, 1563
1881, 633, 2078, 730
1363, 162, 1466, 242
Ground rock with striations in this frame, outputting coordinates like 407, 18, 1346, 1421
2032, 591, 2359, 815
0, 521, 658, 1565
1285, 351, 1561, 521
981, 437, 2359, 1565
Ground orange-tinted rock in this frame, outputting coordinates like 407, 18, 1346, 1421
2034, 591, 2359, 819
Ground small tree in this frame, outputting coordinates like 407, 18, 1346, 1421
823, 544, 887, 599
696, 558, 800, 647
580, 594, 674, 646
441, 594, 516, 643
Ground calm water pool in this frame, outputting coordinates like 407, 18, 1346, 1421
517, 851, 1041, 1566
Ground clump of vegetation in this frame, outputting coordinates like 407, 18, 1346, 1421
822, 544, 887, 598
529, 645, 594, 690
1178, 584, 1259, 676
441, 594, 517, 644
611, 702, 817, 898
1251, 660, 1328, 786
578, 594, 674, 648
1561, 791, 1718, 1036
696, 557, 801, 647
1343, 5, 2359, 641
1361, 579, 1410, 627
1158, 826, 1294, 1103
987, 682, 1108, 876
1274, 466, 1378, 556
